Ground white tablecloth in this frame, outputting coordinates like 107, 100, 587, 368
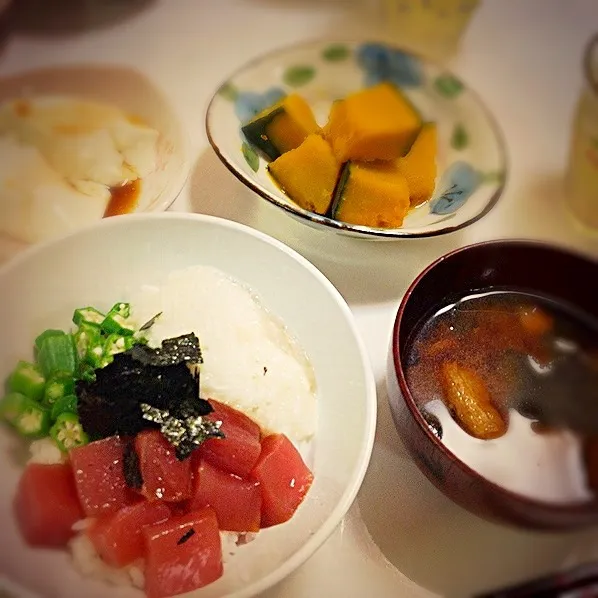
3, 1, 598, 596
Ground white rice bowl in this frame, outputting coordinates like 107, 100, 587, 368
0, 213, 376, 598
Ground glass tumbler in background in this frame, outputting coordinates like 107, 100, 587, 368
566, 33, 598, 233
381, 0, 480, 62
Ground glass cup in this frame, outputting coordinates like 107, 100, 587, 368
566, 33, 598, 232
381, 0, 481, 62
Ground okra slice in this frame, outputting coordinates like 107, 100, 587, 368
77, 362, 97, 384
101, 303, 135, 336
50, 412, 88, 452
43, 372, 75, 407
8, 361, 45, 401
51, 394, 78, 421
72, 307, 105, 328
104, 333, 135, 357
14, 399, 51, 438
34, 329, 65, 351
84, 340, 109, 369
0, 392, 27, 425
73, 323, 102, 361
37, 333, 77, 377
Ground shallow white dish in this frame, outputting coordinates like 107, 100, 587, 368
0, 65, 190, 260
206, 39, 507, 240
0, 212, 377, 598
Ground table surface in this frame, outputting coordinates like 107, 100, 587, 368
3, 1, 598, 596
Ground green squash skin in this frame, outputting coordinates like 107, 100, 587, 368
241, 105, 285, 161
327, 161, 352, 219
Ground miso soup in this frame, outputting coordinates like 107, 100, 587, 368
405, 290, 598, 503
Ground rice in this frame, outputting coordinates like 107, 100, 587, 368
69, 531, 254, 589
28, 438, 65, 465
131, 265, 318, 444
70, 534, 145, 589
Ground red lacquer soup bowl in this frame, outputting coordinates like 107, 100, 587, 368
386, 239, 598, 531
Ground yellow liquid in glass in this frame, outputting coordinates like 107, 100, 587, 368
567, 88, 598, 231
384, 0, 480, 61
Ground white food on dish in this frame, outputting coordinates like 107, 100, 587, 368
0, 96, 159, 244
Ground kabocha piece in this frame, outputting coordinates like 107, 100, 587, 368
330, 160, 411, 228
323, 83, 422, 162
397, 122, 437, 206
439, 361, 507, 440
268, 134, 340, 215
242, 93, 319, 160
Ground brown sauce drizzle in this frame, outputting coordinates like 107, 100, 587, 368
104, 179, 141, 218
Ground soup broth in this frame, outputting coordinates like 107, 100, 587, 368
405, 290, 598, 503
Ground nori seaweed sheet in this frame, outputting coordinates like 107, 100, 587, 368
129, 333, 203, 366
123, 438, 143, 490
76, 333, 212, 441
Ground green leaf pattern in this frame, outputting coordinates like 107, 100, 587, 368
241, 142, 259, 172
451, 123, 468, 150
322, 44, 350, 62
283, 65, 316, 87
218, 82, 239, 101
434, 74, 464, 99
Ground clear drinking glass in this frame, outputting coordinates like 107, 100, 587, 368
381, 0, 481, 62
566, 33, 598, 232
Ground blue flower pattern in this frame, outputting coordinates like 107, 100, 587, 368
429, 162, 482, 215
234, 87, 286, 124
356, 43, 423, 88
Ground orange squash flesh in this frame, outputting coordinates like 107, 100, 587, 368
397, 122, 437, 206
323, 83, 421, 162
333, 160, 411, 228
268, 134, 340, 215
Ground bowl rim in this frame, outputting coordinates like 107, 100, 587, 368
391, 238, 598, 515
0, 211, 378, 598
205, 36, 509, 239
0, 63, 192, 217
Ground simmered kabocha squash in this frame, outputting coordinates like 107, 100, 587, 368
323, 83, 422, 162
268, 134, 340, 215
397, 122, 438, 206
241, 94, 320, 161
330, 160, 411, 228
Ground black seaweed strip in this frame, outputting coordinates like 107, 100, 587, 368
177, 528, 195, 545
139, 312, 163, 331
123, 439, 143, 490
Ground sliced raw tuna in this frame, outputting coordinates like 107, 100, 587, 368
14, 463, 83, 547
143, 507, 223, 598
87, 500, 171, 567
70, 436, 135, 517
135, 429, 193, 502
190, 458, 261, 532
250, 433, 313, 527
198, 402, 261, 478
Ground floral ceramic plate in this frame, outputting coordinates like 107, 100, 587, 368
206, 39, 507, 239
